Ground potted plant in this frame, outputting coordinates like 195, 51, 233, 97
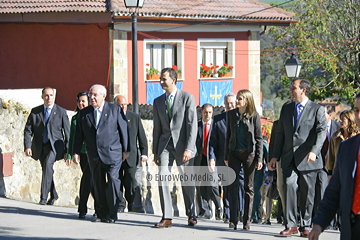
172, 65, 182, 78
200, 63, 214, 78
217, 63, 233, 77
213, 65, 219, 77
146, 63, 160, 80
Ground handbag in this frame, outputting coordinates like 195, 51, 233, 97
267, 181, 279, 200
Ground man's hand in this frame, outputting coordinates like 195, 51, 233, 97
72, 154, 80, 165
307, 152, 317, 162
25, 148, 32, 157
209, 159, 216, 172
182, 150, 192, 163
256, 162, 263, 170
122, 152, 129, 162
308, 224, 322, 240
224, 160, 228, 166
153, 153, 159, 165
140, 156, 148, 162
268, 158, 277, 171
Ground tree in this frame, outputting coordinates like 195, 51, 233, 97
262, 0, 360, 105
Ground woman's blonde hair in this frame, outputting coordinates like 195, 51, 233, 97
339, 110, 360, 136
236, 89, 257, 117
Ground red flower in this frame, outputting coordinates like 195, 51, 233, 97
146, 63, 150, 66
224, 63, 228, 67
172, 65, 177, 71
229, 66, 234, 69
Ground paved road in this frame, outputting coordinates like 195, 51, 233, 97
0, 197, 340, 240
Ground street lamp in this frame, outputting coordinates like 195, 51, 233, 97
124, 0, 145, 114
285, 53, 302, 78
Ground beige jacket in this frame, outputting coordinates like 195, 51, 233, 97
326, 129, 358, 171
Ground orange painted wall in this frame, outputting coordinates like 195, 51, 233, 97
0, 23, 109, 109
127, 31, 249, 106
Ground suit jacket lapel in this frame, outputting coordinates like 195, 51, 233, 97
87, 106, 96, 129
295, 100, 311, 132
97, 101, 109, 129
40, 105, 45, 124
171, 90, 182, 121
47, 104, 56, 125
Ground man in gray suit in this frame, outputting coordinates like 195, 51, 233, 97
269, 79, 326, 237
153, 67, 198, 228
24, 87, 70, 205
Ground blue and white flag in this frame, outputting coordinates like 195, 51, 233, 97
146, 81, 183, 104
200, 80, 232, 106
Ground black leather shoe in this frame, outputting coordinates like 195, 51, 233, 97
215, 208, 222, 220
91, 218, 103, 223
188, 217, 197, 226
46, 197, 58, 205
78, 213, 86, 219
39, 200, 46, 205
107, 218, 116, 223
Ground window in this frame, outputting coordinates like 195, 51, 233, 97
144, 39, 184, 81
198, 39, 235, 78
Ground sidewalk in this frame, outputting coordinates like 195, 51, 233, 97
0, 197, 340, 240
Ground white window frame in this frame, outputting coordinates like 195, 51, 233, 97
197, 38, 235, 79
143, 39, 184, 82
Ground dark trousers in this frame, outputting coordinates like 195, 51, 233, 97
196, 154, 221, 216
119, 161, 143, 211
39, 142, 58, 201
78, 153, 95, 214
351, 215, 360, 240
89, 158, 122, 221
252, 167, 265, 221
228, 150, 256, 226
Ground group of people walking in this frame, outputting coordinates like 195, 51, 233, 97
23, 69, 360, 239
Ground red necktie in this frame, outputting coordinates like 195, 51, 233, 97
322, 130, 329, 157
203, 123, 209, 156
352, 150, 360, 214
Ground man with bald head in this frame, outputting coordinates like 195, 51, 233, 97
73, 85, 130, 223
114, 95, 148, 213
24, 87, 70, 205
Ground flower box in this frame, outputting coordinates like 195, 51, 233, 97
218, 72, 232, 78
146, 74, 160, 80
200, 73, 211, 78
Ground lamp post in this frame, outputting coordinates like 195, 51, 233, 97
285, 53, 302, 78
124, 0, 145, 114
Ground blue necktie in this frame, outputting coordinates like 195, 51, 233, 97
294, 103, 304, 128
43, 107, 51, 143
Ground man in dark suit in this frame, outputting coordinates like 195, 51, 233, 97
313, 106, 340, 218
195, 103, 222, 220
114, 95, 148, 213
73, 84, 129, 223
309, 93, 360, 240
24, 87, 70, 205
208, 92, 245, 223
269, 79, 326, 237
153, 67, 198, 228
